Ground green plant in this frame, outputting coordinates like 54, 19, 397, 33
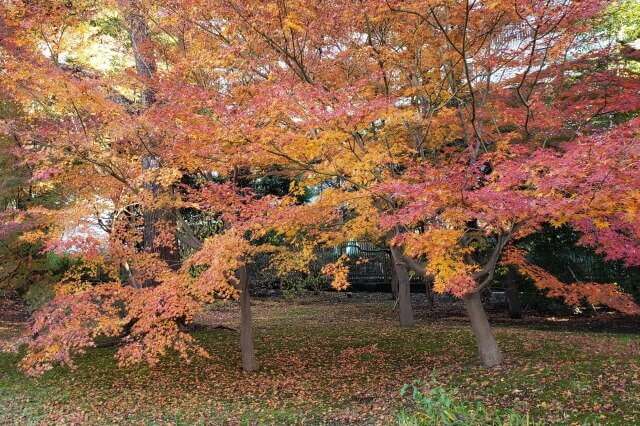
0, 242, 74, 312
22, 282, 55, 313
398, 379, 538, 426
279, 272, 332, 297
280, 271, 308, 297
303, 273, 331, 294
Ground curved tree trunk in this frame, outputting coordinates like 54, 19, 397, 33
397, 252, 434, 309
238, 265, 258, 372
463, 291, 502, 367
390, 247, 415, 327
504, 266, 523, 319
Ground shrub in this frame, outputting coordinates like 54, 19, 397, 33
1, 240, 74, 312
280, 271, 308, 296
303, 273, 331, 293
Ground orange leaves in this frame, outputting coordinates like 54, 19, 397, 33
55, 262, 102, 296
117, 318, 209, 368
142, 167, 183, 189
4, 0, 639, 377
283, 13, 305, 33
19, 268, 216, 375
400, 229, 479, 296
182, 231, 249, 300
269, 242, 315, 276
19, 282, 130, 376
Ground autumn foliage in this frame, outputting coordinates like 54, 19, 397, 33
0, 0, 639, 373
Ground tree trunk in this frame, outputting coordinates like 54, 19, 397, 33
425, 279, 434, 309
396, 252, 434, 310
390, 258, 399, 300
124, 3, 180, 278
463, 291, 503, 367
238, 265, 258, 372
504, 266, 523, 319
481, 285, 492, 303
141, 156, 181, 274
390, 247, 415, 327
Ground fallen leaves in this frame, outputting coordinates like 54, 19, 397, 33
2, 293, 640, 424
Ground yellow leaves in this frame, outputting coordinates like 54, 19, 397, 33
339, 199, 381, 240
56, 260, 106, 296
427, 254, 477, 296
495, 138, 511, 153
593, 219, 610, 229
155, 167, 183, 187
402, 228, 479, 296
401, 87, 422, 98
403, 228, 461, 257
32, 180, 57, 193
549, 216, 568, 228
270, 242, 315, 275
18, 230, 46, 244
284, 13, 304, 33
382, 106, 460, 153
424, 107, 462, 149
55, 280, 93, 296
182, 230, 252, 300
288, 180, 307, 197
321, 254, 350, 291
625, 190, 640, 222
139, 167, 182, 190
58, 18, 129, 73
493, 133, 520, 157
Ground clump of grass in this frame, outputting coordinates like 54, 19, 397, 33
398, 378, 539, 426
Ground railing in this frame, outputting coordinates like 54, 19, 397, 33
311, 241, 393, 285
314, 241, 425, 288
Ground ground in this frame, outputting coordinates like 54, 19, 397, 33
1, 293, 640, 425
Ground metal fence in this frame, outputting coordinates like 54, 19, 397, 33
313, 241, 394, 285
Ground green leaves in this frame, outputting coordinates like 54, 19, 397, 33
398, 380, 539, 426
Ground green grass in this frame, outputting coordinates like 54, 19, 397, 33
1, 295, 639, 424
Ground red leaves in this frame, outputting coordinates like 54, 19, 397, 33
20, 284, 127, 375
505, 248, 640, 315
3, 0, 640, 375
186, 182, 276, 229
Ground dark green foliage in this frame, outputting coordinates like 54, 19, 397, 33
0, 242, 74, 311
250, 174, 291, 198
508, 224, 640, 314
1, 98, 74, 308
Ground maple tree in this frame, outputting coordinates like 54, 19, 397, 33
200, 0, 640, 366
0, 0, 271, 374
0, 0, 639, 374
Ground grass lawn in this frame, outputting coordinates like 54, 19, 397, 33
1, 293, 639, 425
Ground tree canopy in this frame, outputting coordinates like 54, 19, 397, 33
0, 0, 639, 373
